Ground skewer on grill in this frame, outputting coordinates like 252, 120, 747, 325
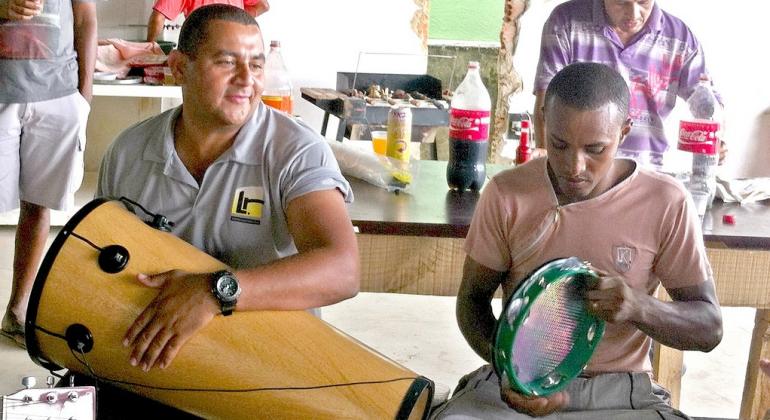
411, 91, 446, 109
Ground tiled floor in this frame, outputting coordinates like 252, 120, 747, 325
0, 176, 755, 419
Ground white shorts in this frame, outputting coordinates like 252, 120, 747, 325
0, 92, 90, 212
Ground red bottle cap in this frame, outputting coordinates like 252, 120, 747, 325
722, 214, 735, 225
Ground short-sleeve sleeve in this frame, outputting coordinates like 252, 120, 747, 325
533, 10, 572, 94
653, 193, 713, 290
279, 140, 353, 213
676, 32, 724, 107
464, 179, 512, 273
152, 0, 183, 21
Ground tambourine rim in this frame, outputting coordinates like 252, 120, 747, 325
25, 198, 114, 369
492, 257, 606, 397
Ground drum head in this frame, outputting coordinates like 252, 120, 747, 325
492, 257, 605, 397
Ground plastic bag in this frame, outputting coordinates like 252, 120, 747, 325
326, 140, 417, 193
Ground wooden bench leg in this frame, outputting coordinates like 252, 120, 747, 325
741, 309, 770, 420
652, 341, 684, 408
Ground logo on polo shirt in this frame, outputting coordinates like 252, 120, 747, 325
231, 186, 264, 225
613, 245, 636, 273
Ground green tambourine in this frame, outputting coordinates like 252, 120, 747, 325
492, 257, 605, 397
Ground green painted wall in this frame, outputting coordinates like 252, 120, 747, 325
429, 0, 505, 42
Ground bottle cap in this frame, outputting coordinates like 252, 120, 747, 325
468, 61, 479, 69
270, 40, 281, 48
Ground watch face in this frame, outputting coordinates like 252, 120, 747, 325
216, 275, 240, 301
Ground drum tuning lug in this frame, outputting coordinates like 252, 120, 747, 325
46, 392, 57, 403
67, 391, 79, 401
21, 376, 36, 389
98, 245, 130, 274
46, 376, 55, 388
65, 324, 94, 354
149, 214, 175, 232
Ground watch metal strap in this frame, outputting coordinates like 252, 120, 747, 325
221, 300, 236, 316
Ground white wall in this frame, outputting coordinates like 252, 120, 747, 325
94, 0, 426, 140
258, 0, 427, 136
95, 0, 156, 41
509, 0, 770, 178
92, 0, 769, 178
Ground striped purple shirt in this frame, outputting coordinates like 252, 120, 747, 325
534, 0, 719, 168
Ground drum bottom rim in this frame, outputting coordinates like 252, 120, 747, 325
25, 198, 112, 370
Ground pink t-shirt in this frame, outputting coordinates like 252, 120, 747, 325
153, 0, 260, 19
465, 157, 712, 374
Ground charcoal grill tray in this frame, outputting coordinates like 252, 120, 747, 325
301, 72, 449, 141
336, 72, 443, 100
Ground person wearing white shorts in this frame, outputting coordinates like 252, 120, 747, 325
0, 0, 97, 347
0, 94, 90, 212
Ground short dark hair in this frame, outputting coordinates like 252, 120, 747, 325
544, 62, 630, 122
177, 4, 259, 59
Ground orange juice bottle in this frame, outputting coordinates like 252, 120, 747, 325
262, 40, 293, 114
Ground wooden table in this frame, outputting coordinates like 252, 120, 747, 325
346, 160, 770, 419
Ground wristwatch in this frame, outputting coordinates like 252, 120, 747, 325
211, 270, 241, 316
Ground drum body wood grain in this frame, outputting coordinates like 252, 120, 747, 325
25, 199, 433, 419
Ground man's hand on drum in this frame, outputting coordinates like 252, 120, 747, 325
124, 270, 219, 371
499, 382, 568, 416
585, 269, 642, 323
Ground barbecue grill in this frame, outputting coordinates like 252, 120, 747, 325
301, 72, 450, 141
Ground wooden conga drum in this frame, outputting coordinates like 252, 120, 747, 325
25, 199, 433, 419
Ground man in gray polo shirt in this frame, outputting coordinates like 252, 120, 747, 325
1, 0, 96, 346
98, 4, 359, 374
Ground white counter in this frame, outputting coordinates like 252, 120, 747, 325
93, 83, 182, 99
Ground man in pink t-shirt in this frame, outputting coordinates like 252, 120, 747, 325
145, 0, 269, 42
431, 63, 722, 419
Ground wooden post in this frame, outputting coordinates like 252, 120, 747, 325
741, 309, 770, 420
651, 288, 683, 408
412, 0, 430, 52
490, 0, 529, 163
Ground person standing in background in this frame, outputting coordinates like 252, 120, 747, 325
0, 0, 97, 346
146, 0, 269, 42
532, 0, 726, 170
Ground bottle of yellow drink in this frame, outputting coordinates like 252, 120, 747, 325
262, 40, 293, 114
386, 105, 412, 162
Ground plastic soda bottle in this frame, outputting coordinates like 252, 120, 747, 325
446, 61, 491, 191
262, 40, 294, 114
677, 75, 721, 216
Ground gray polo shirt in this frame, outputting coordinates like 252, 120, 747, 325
97, 103, 352, 269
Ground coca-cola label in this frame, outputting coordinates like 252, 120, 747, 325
449, 109, 491, 141
678, 119, 719, 154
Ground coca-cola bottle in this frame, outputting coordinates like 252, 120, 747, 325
446, 61, 491, 191
678, 75, 721, 216
262, 40, 294, 114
